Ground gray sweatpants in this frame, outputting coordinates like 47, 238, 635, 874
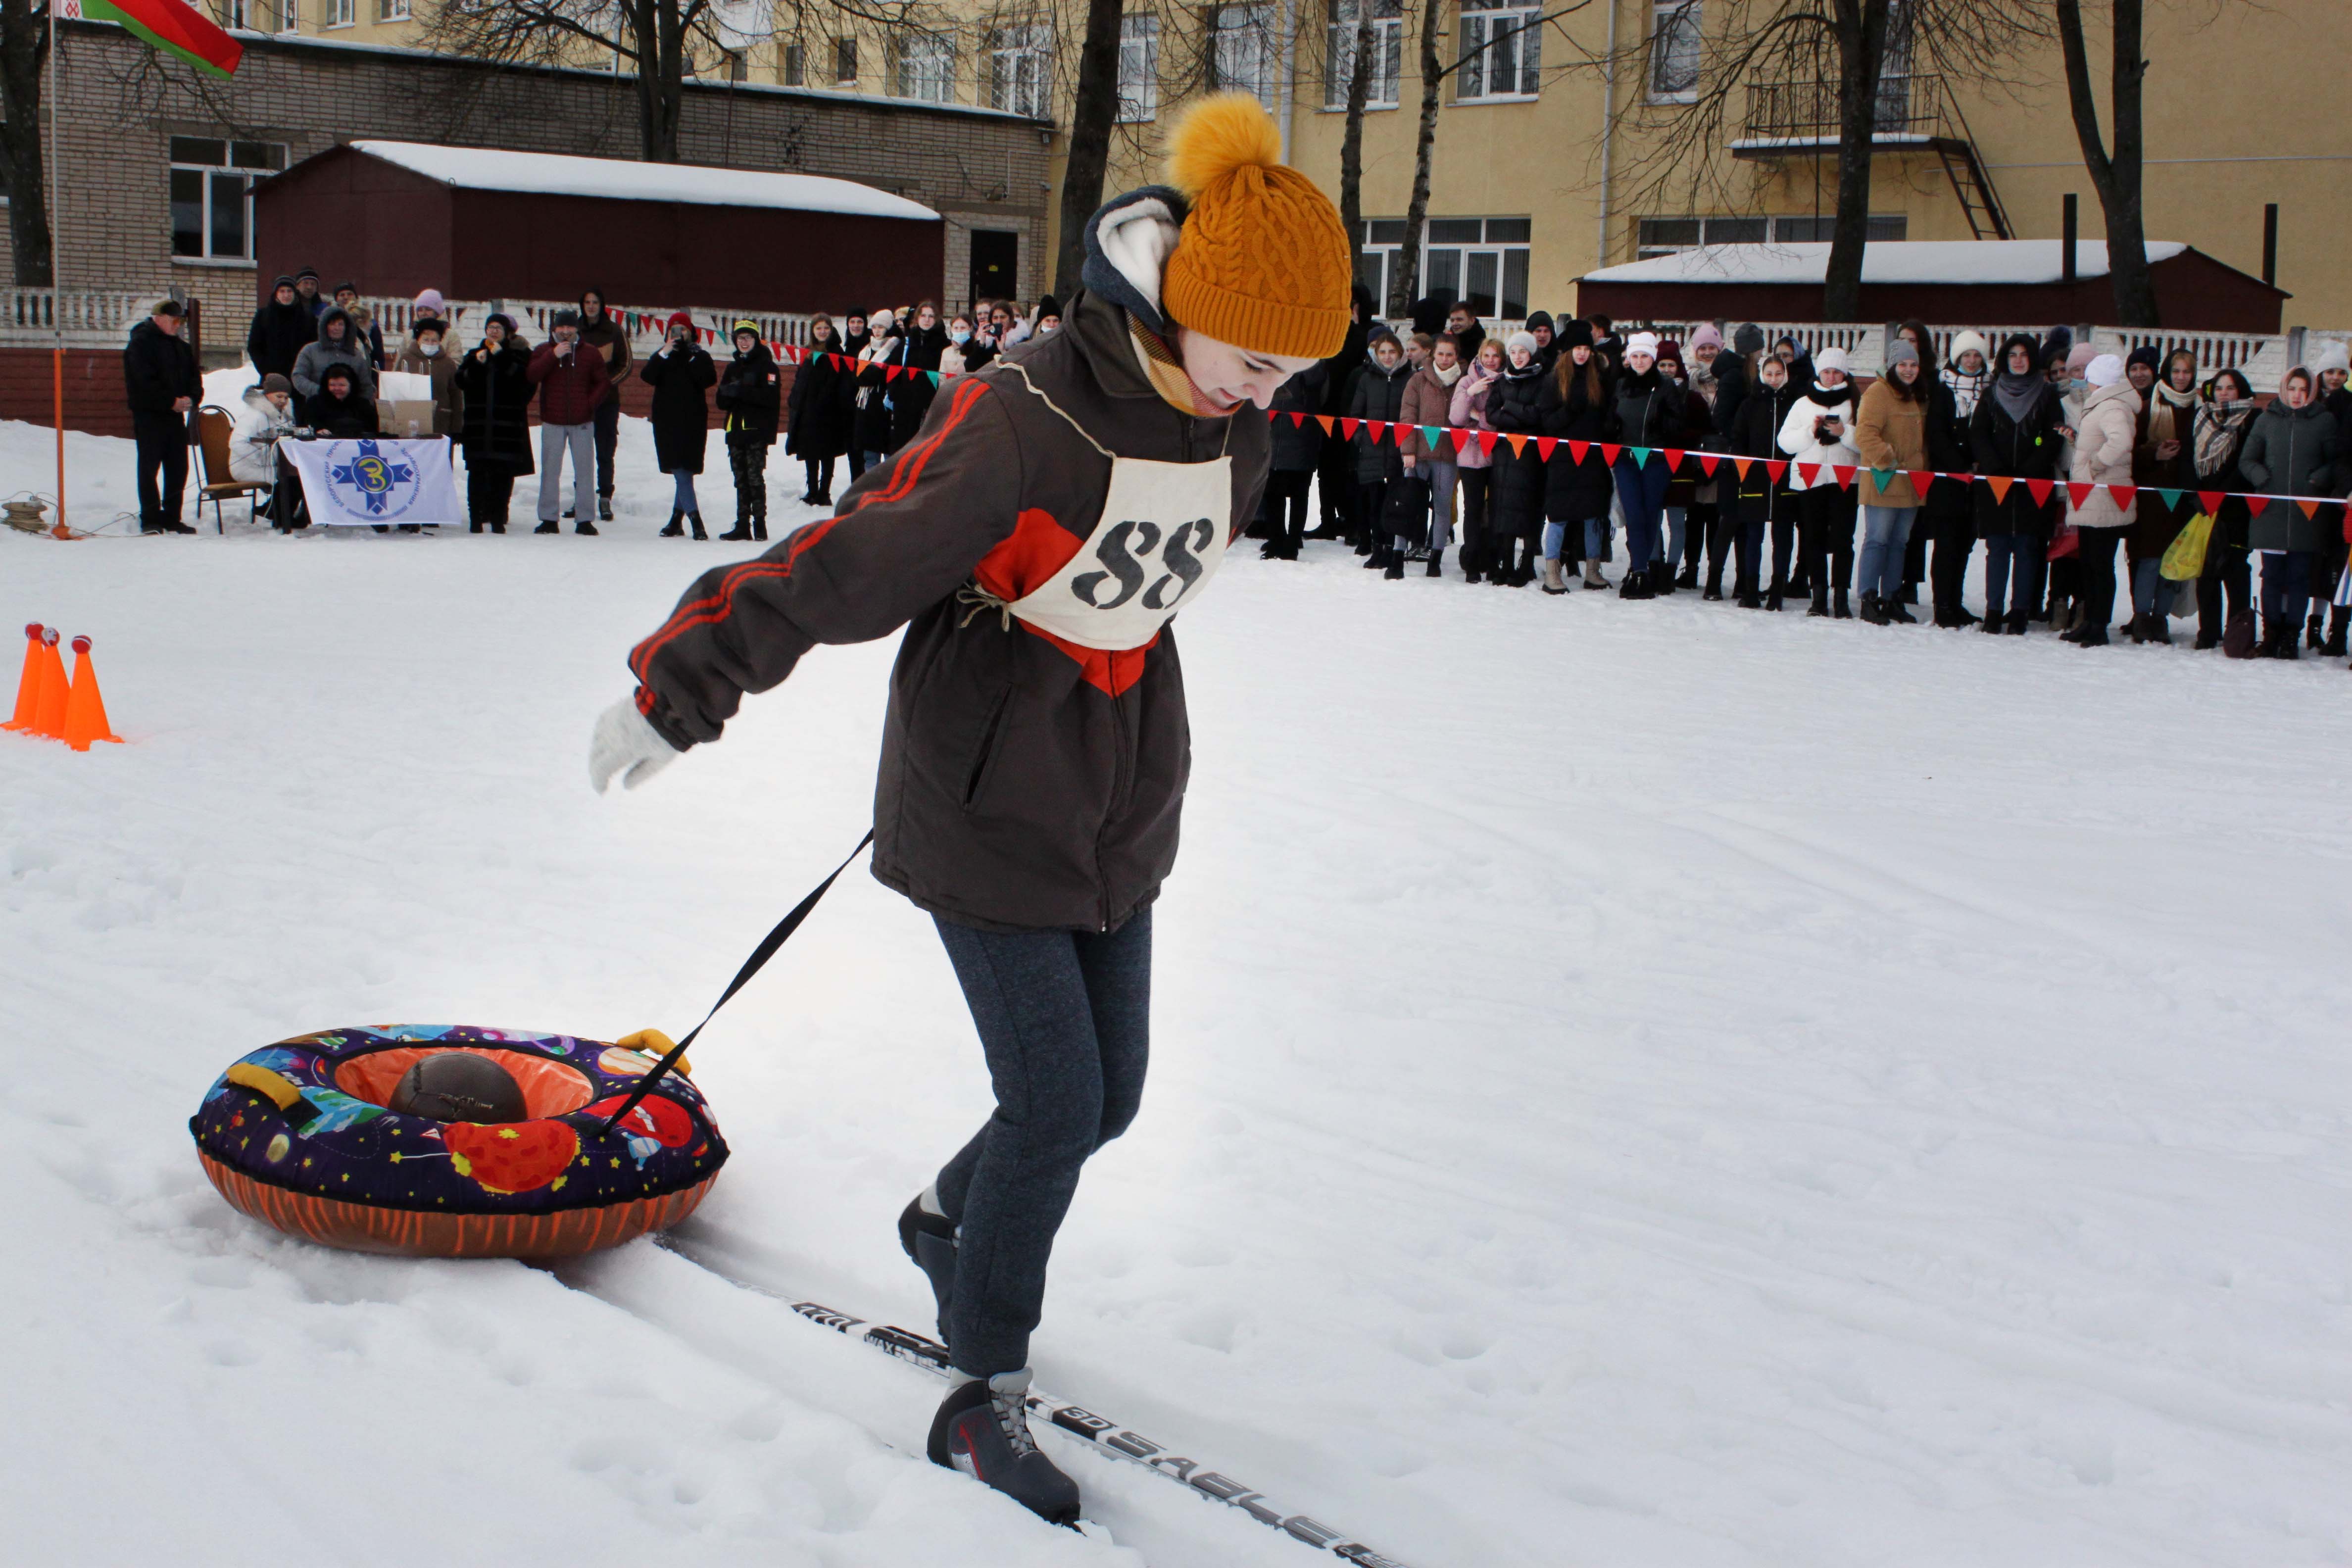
931, 907, 1152, 1377
538, 422, 595, 523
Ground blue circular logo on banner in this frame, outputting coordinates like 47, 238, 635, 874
325, 439, 422, 519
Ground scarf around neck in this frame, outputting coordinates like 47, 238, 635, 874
1992, 371, 2044, 424
2195, 399, 2255, 479
1430, 360, 1465, 388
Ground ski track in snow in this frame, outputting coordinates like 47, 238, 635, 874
4, 412, 2352, 1567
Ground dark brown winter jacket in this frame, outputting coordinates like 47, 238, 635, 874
628, 232, 1269, 934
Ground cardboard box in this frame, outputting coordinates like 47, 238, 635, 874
375, 399, 441, 439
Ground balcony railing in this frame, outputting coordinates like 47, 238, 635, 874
1738, 71, 1947, 148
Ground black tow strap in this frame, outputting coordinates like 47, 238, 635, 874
597, 831, 875, 1136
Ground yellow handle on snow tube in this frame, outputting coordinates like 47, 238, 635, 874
614, 1029, 691, 1078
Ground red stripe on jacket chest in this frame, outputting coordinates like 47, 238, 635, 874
974, 507, 1158, 696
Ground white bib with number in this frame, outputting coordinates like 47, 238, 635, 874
989, 366, 1234, 652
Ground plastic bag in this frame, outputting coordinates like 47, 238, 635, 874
2160, 511, 2214, 581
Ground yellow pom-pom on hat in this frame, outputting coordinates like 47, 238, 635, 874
1161, 94, 1352, 362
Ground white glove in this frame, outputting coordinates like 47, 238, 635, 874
589, 695, 682, 793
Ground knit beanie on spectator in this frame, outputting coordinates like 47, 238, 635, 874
667, 310, 693, 336
1507, 330, 1540, 359
1624, 331, 1661, 358
2314, 340, 2352, 376
1733, 323, 1765, 356
1885, 340, 1919, 367
1949, 329, 1989, 366
2086, 353, 2126, 389
2066, 342, 2099, 378
1815, 345, 1851, 376
1688, 324, 1724, 353
1161, 94, 1352, 361
260, 374, 293, 395
1559, 318, 1595, 351
413, 288, 445, 317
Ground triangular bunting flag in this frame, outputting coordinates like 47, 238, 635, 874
2156, 488, 2183, 509
1831, 465, 1857, 488
1366, 420, 1388, 443
2108, 485, 2137, 510
1316, 415, 1335, 436
1663, 448, 1685, 471
2023, 478, 2054, 505
1796, 462, 1820, 486
1629, 446, 1652, 467
1475, 431, 1497, 456
2246, 495, 2273, 516
1450, 428, 1473, 455
1870, 468, 1896, 491
1907, 470, 1935, 496
1535, 437, 1558, 460
1732, 457, 1752, 479
2196, 490, 2224, 514
2297, 498, 2321, 520
1765, 460, 1787, 482
1698, 454, 1719, 477
1424, 426, 1444, 451
1505, 434, 1528, 456
1289, 411, 1307, 428
883, 364, 901, 381
1338, 418, 1360, 440
927, 370, 942, 386
2066, 482, 2095, 509
1599, 443, 1622, 465
1985, 475, 2012, 502
1568, 441, 1590, 465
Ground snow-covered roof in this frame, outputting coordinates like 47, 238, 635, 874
345, 141, 940, 223
1582, 240, 2191, 287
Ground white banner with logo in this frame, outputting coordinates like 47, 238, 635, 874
281, 437, 463, 528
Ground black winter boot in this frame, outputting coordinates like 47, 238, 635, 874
575, 519, 599, 536
2307, 612, 2326, 651
533, 520, 559, 535
688, 512, 708, 540
1859, 590, 1887, 625
2325, 606, 2350, 658
928, 1369, 1081, 1525
1383, 550, 1405, 580
1651, 560, 1675, 595
897, 1194, 959, 1339
660, 509, 685, 538
468, 521, 484, 535
1674, 563, 1700, 590
719, 516, 754, 542
1833, 587, 1853, 620
598, 495, 614, 522
1808, 584, 1830, 618
1981, 606, 2006, 634
1427, 548, 1445, 579
1515, 539, 1538, 586
1886, 596, 1917, 625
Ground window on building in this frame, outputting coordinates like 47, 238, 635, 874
833, 37, 858, 82
783, 42, 805, 85
1118, 14, 1160, 122
1634, 212, 1905, 258
723, 49, 748, 82
276, 0, 298, 33
169, 137, 284, 262
1211, 5, 1277, 108
1648, 0, 1700, 101
1457, 1, 1540, 100
1767, 213, 1909, 244
375, 0, 408, 20
219, 0, 251, 29
326, 0, 352, 25
989, 21, 1051, 118
1325, 0, 1402, 110
1357, 216, 1530, 318
895, 31, 954, 101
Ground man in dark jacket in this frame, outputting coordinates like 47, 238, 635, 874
1310, 281, 1376, 536
123, 299, 200, 535
527, 309, 611, 535
578, 289, 633, 521
294, 266, 324, 321
245, 276, 313, 382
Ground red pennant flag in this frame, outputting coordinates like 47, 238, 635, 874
1663, 448, 1686, 471
1599, 443, 1622, 465
1568, 440, 1590, 465
1475, 431, 1498, 456
1315, 415, 1335, 436
2023, 478, 2054, 506
2109, 485, 2139, 510
1907, 470, 1935, 496
1765, 460, 1787, 482
1366, 420, 1388, 442
1832, 465, 1857, 488
1535, 437, 1558, 460
2196, 490, 2225, 514
1338, 418, 1360, 440
1698, 454, 1719, 477
2246, 495, 2273, 516
1289, 411, 1307, 428
1450, 428, 1473, 455
884, 364, 903, 381
1985, 475, 2013, 503
1796, 462, 1821, 487
2065, 482, 2095, 509
1397, 422, 1420, 448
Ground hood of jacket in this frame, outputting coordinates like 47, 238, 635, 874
241, 384, 288, 419
2085, 380, 2142, 418
313, 305, 356, 351
1078, 186, 1189, 336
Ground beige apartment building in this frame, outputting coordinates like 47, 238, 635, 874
227, 0, 2351, 327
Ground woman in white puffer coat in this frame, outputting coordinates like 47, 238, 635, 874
2062, 353, 2141, 648
1777, 345, 1863, 618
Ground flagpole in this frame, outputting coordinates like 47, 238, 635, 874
48, 0, 65, 537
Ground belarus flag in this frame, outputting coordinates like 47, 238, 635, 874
62, 0, 243, 77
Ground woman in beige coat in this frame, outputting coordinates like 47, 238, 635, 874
1853, 340, 1930, 623
2064, 353, 2142, 647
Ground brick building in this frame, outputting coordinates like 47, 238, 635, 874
16, 19, 1054, 343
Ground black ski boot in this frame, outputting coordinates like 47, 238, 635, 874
688, 512, 707, 540
928, 1369, 1081, 1526
897, 1193, 959, 1337
660, 509, 685, 538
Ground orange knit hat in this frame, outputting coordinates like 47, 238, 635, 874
1161, 95, 1352, 361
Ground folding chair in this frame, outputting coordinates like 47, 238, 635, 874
194, 405, 271, 533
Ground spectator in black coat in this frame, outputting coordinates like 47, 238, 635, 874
308, 364, 380, 438
1728, 353, 1804, 608
641, 311, 718, 539
1969, 333, 2069, 633
123, 299, 200, 534
245, 276, 314, 382
716, 323, 782, 542
1483, 332, 1550, 587
1260, 362, 1326, 560
1531, 320, 1618, 591
785, 312, 854, 507
1346, 330, 1412, 572
452, 312, 534, 533
1311, 283, 1377, 537
883, 302, 948, 452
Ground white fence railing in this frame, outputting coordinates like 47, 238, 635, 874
0, 289, 177, 348
1613, 318, 2320, 389
354, 297, 817, 357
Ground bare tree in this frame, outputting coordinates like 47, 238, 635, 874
2053, 0, 2155, 326
0, 0, 52, 285
1333, 0, 1377, 287
1050, 0, 1123, 295
1587, 0, 2046, 319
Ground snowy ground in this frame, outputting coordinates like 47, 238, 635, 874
5, 412, 2351, 1568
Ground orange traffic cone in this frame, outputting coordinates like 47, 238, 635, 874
63, 635, 122, 751
29, 628, 69, 740
0, 623, 41, 732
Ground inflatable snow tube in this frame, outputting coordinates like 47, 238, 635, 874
190, 1025, 727, 1259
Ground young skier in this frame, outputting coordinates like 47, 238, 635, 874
585, 95, 1350, 1524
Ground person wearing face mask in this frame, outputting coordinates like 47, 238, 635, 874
453, 312, 533, 534
392, 316, 461, 437
2126, 347, 2198, 643
588, 96, 1343, 1529
2237, 365, 2344, 658
1969, 334, 2068, 633
1398, 333, 1464, 577
1610, 331, 1684, 598
641, 310, 718, 539
1777, 344, 1862, 618
949, 314, 998, 374
784, 312, 852, 508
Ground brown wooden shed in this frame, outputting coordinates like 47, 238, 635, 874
253, 141, 944, 313
1575, 241, 2287, 332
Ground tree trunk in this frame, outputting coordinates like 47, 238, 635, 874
1052, 0, 1126, 298
0, 0, 53, 287
1336, 5, 1376, 293
2055, 0, 2157, 326
1822, 0, 1891, 322
1393, 0, 1444, 316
